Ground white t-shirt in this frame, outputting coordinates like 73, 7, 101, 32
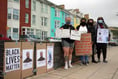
79, 26, 88, 33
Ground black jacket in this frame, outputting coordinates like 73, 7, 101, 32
60, 24, 75, 43
88, 25, 96, 43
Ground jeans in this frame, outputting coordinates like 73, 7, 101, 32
80, 55, 89, 63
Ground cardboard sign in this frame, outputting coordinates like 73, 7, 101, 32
5, 48, 20, 72
47, 46, 54, 69
55, 28, 70, 38
75, 33, 92, 56
70, 30, 81, 41
22, 49, 33, 70
97, 29, 109, 43
37, 49, 46, 67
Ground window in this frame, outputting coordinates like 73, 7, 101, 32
32, 0, 36, 11
32, 15, 36, 25
25, 13, 29, 23
45, 5, 48, 13
41, 17, 48, 26
25, 0, 29, 8
42, 31, 47, 40
14, 0, 19, 2
13, 28, 19, 40
8, 8, 12, 19
7, 28, 11, 38
55, 9, 60, 17
55, 20, 60, 28
36, 29, 41, 38
41, 4, 44, 12
13, 9, 19, 20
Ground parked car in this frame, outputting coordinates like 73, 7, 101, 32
109, 39, 118, 46
19, 35, 40, 42
47, 37, 61, 42
0, 34, 11, 41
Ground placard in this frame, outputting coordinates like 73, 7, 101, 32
37, 49, 46, 67
70, 30, 81, 40
47, 46, 54, 69
55, 28, 70, 38
5, 48, 20, 72
75, 33, 92, 56
97, 29, 109, 43
22, 49, 33, 70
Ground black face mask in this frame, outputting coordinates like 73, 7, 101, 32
88, 23, 93, 26
80, 22, 86, 26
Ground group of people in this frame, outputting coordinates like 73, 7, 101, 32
60, 17, 109, 69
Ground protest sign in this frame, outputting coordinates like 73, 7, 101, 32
97, 29, 109, 43
75, 33, 92, 56
5, 48, 20, 72
55, 28, 70, 38
47, 46, 54, 69
22, 49, 33, 70
70, 30, 81, 41
37, 49, 46, 67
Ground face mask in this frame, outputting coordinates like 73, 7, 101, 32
81, 22, 86, 26
66, 21, 71, 25
98, 20, 103, 23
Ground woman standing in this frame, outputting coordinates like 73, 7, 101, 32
76, 18, 89, 65
96, 17, 109, 63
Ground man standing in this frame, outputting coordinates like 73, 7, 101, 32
60, 17, 75, 69
87, 19, 97, 63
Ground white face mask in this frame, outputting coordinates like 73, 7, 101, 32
98, 20, 103, 23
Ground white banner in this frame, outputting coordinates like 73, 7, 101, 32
5, 48, 20, 72
55, 28, 70, 38
37, 49, 46, 67
97, 29, 109, 43
70, 30, 82, 41
22, 49, 33, 70
47, 46, 54, 69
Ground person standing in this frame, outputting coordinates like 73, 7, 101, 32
60, 17, 75, 69
87, 19, 98, 63
96, 17, 110, 63
76, 18, 89, 65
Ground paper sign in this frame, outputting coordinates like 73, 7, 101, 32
55, 28, 70, 38
97, 29, 109, 43
37, 49, 46, 67
47, 46, 54, 69
70, 30, 81, 41
5, 48, 20, 72
22, 49, 33, 70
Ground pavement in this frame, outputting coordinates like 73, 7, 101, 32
27, 46, 118, 79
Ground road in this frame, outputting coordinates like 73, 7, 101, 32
27, 46, 118, 79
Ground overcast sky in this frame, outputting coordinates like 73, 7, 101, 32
48, 0, 118, 27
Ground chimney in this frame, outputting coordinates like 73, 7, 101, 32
59, 5, 65, 9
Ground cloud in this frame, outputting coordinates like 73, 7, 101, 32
48, 0, 118, 27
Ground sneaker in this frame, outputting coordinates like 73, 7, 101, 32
64, 65, 68, 70
69, 64, 73, 68
103, 60, 108, 63
92, 61, 98, 63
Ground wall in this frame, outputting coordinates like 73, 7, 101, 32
0, 0, 7, 37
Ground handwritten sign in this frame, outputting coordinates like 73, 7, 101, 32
55, 28, 70, 38
97, 29, 109, 43
70, 30, 81, 41
75, 33, 92, 56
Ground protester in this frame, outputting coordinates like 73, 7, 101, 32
76, 18, 89, 65
96, 17, 110, 63
87, 19, 97, 63
60, 17, 75, 69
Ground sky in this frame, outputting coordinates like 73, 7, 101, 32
48, 0, 118, 27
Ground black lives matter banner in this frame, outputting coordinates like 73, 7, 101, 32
5, 48, 20, 72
